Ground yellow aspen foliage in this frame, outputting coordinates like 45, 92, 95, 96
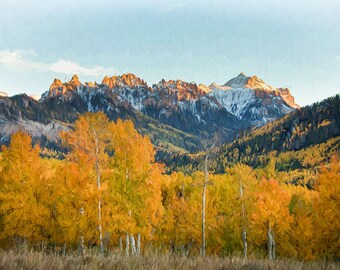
221, 164, 257, 255
312, 156, 340, 259
157, 172, 201, 253
105, 119, 164, 244
206, 173, 236, 255
0, 113, 339, 260
50, 161, 97, 247
292, 213, 314, 258
286, 185, 317, 260
248, 178, 294, 257
60, 112, 111, 250
0, 131, 51, 243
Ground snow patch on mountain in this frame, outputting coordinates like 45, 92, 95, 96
208, 88, 255, 118
224, 72, 276, 91
114, 86, 148, 111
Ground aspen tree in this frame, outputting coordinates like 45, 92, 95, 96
106, 119, 164, 255
249, 179, 293, 259
61, 112, 111, 254
0, 131, 50, 244
312, 157, 340, 259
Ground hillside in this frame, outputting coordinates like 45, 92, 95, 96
171, 94, 340, 173
216, 94, 340, 169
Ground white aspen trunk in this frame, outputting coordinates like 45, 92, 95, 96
79, 207, 86, 258
130, 234, 137, 256
272, 233, 276, 260
201, 155, 208, 258
242, 229, 247, 258
137, 233, 141, 255
97, 180, 104, 254
240, 179, 247, 258
119, 236, 123, 254
202, 185, 206, 257
267, 222, 274, 260
92, 127, 104, 255
63, 242, 67, 256
42, 240, 45, 252
125, 232, 130, 257
80, 235, 86, 259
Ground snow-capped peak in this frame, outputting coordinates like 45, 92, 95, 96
223, 73, 276, 91
207, 73, 299, 123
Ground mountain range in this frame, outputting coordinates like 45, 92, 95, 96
0, 72, 300, 160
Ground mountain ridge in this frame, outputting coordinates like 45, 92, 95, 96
0, 72, 300, 161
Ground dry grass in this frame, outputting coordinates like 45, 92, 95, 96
0, 250, 338, 270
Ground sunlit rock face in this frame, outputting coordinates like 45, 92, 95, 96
0, 91, 8, 97
278, 88, 299, 109
0, 73, 298, 155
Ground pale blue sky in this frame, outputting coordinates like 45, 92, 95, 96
0, 0, 339, 105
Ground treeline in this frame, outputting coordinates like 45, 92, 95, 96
173, 94, 340, 173
0, 113, 339, 261
215, 94, 340, 171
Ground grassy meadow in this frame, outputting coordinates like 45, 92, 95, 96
0, 250, 339, 270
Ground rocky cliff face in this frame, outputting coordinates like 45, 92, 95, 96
0, 72, 299, 158
278, 88, 299, 109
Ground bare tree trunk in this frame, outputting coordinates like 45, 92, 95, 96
201, 140, 217, 258
240, 179, 247, 258
41, 240, 46, 252
272, 234, 276, 260
201, 155, 208, 258
79, 207, 86, 259
130, 234, 137, 256
80, 235, 86, 259
125, 232, 130, 257
267, 222, 275, 260
242, 229, 247, 258
97, 182, 104, 254
92, 127, 104, 255
119, 236, 123, 254
137, 233, 141, 255
202, 184, 207, 257
63, 242, 67, 256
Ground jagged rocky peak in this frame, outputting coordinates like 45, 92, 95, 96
153, 79, 209, 100
47, 74, 84, 98
102, 73, 148, 89
69, 74, 82, 87
50, 74, 83, 90
0, 90, 8, 97
224, 72, 276, 91
85, 81, 96, 88
102, 75, 117, 89
49, 78, 63, 91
